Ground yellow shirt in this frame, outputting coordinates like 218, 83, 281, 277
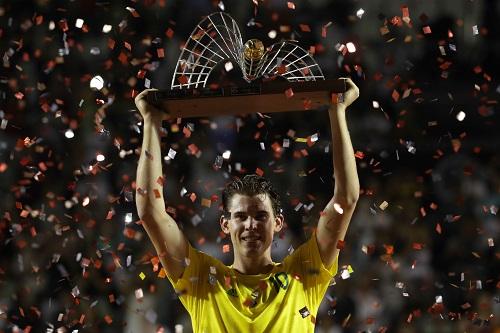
167, 232, 338, 333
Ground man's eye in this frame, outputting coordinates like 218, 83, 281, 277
234, 214, 247, 220
255, 213, 268, 221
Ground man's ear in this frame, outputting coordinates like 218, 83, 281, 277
274, 213, 284, 233
220, 215, 230, 234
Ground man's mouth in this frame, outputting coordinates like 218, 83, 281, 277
241, 236, 261, 241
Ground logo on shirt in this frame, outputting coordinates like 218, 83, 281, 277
269, 272, 289, 293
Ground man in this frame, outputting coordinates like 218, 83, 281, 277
134, 78, 360, 332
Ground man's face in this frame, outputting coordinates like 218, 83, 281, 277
220, 193, 283, 259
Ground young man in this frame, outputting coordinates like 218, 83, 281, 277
134, 78, 360, 332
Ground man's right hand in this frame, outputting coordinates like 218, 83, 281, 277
134, 89, 170, 122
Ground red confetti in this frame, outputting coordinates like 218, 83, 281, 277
277, 64, 287, 74
165, 28, 174, 39
178, 75, 188, 85
255, 168, 264, 176
285, 88, 294, 98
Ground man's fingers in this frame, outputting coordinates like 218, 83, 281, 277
135, 88, 159, 104
340, 78, 359, 98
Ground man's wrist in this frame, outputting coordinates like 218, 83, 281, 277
329, 103, 347, 113
142, 114, 163, 126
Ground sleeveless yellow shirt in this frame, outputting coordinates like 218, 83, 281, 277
167, 232, 338, 333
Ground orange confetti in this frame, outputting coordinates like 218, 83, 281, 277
137, 69, 146, 79
412, 242, 424, 250
277, 64, 287, 74
104, 315, 113, 324
422, 26, 432, 34
222, 244, 230, 253
106, 210, 114, 220
255, 168, 264, 177
187, 143, 199, 155
336, 240, 345, 250
331, 93, 341, 104
287, 2, 295, 9
165, 27, 174, 39
435, 223, 442, 234
285, 88, 294, 98
157, 48, 165, 58
158, 268, 167, 278
178, 75, 188, 85
391, 90, 400, 102
383, 244, 394, 255
299, 24, 311, 32
153, 189, 161, 199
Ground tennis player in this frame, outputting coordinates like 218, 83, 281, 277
135, 78, 360, 332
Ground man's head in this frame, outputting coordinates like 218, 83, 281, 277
220, 175, 284, 259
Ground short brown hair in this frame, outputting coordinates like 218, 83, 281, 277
222, 174, 282, 216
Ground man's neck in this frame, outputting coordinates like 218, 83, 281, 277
231, 256, 274, 275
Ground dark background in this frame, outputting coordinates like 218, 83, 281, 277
0, 0, 498, 332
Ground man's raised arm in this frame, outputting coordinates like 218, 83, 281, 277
316, 78, 360, 268
135, 89, 188, 280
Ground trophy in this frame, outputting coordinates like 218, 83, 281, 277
147, 12, 346, 118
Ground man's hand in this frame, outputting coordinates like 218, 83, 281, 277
134, 89, 170, 122
338, 77, 360, 108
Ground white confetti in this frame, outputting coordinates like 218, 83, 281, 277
346, 42, 356, 53
333, 203, 344, 214
90, 75, 104, 90
167, 148, 177, 160
75, 18, 84, 28
224, 61, 233, 72
472, 25, 478, 36
456, 111, 466, 121
341, 269, 350, 279
135, 288, 144, 299
102, 24, 112, 33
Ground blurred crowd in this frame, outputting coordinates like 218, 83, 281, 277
0, 0, 498, 332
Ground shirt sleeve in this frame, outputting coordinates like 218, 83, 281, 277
293, 230, 339, 311
166, 241, 208, 314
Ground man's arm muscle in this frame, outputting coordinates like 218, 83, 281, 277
317, 79, 360, 268
135, 90, 188, 281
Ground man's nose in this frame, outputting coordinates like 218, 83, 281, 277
244, 216, 258, 229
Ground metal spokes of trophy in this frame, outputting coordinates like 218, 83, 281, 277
148, 12, 346, 118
